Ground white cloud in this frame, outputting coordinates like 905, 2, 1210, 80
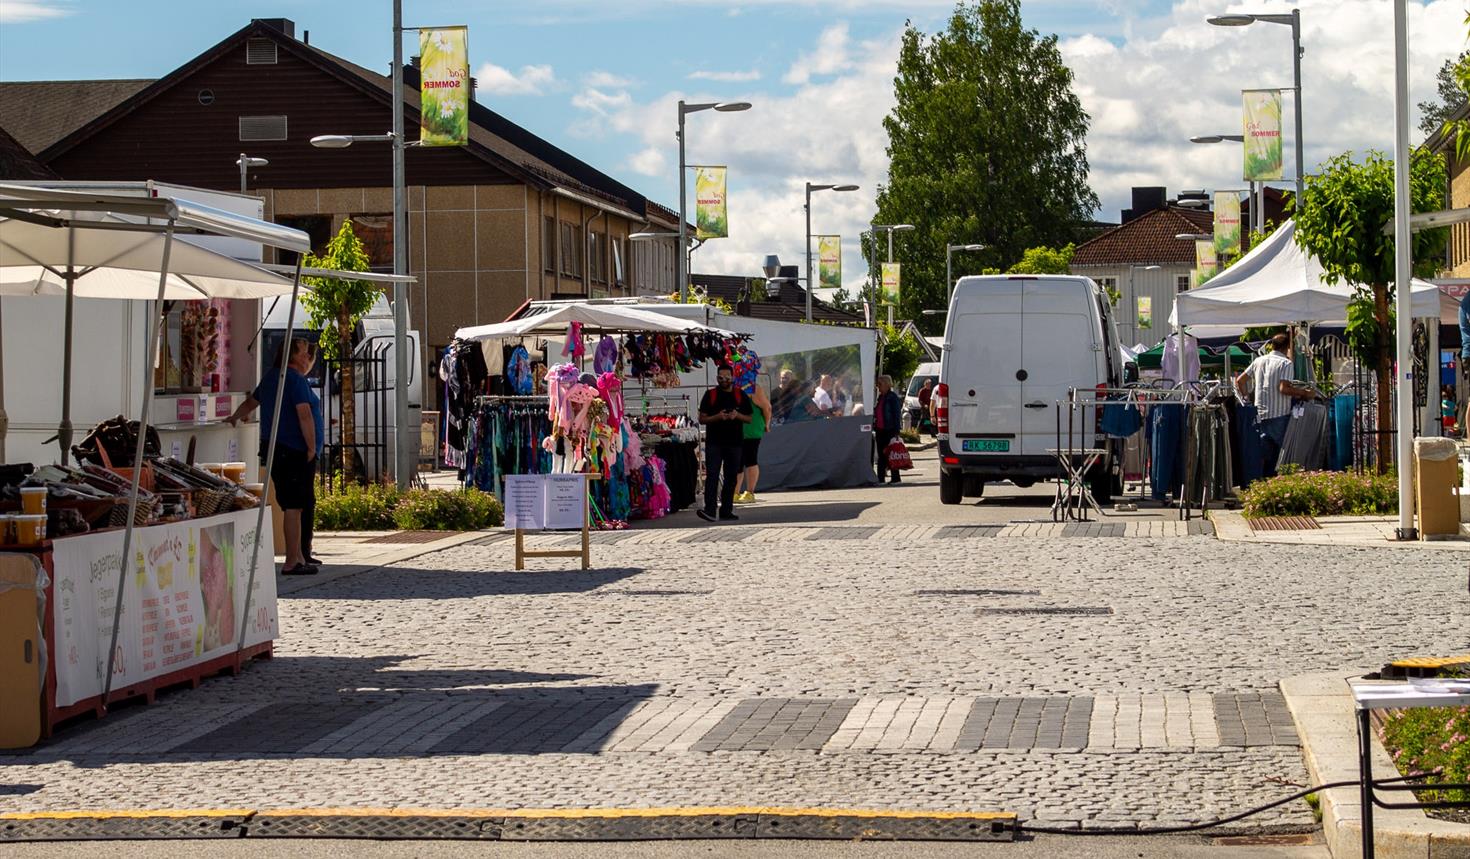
474, 62, 556, 96
0, 0, 70, 22
586, 70, 633, 88
1061, 0, 1466, 221
783, 22, 855, 85
572, 87, 633, 115
627, 146, 668, 176
689, 69, 762, 82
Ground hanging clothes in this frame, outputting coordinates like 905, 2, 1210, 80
1162, 332, 1201, 383
1277, 400, 1330, 471
1184, 402, 1231, 505
1149, 401, 1186, 501
441, 338, 490, 470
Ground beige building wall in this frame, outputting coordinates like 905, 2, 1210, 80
1448, 153, 1470, 277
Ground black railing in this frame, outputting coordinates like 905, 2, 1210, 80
318, 342, 391, 491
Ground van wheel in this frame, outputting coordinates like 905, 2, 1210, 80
962, 476, 986, 498
1011, 477, 1036, 488
940, 471, 963, 505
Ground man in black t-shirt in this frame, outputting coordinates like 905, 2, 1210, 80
697, 364, 753, 522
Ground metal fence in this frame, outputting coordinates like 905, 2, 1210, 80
318, 341, 391, 492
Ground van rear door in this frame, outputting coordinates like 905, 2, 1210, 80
946, 282, 1023, 455
1018, 280, 1101, 456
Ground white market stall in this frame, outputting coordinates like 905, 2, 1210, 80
0, 184, 310, 742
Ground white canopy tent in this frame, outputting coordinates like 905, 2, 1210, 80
0, 182, 312, 708
1172, 219, 1454, 326
454, 302, 738, 342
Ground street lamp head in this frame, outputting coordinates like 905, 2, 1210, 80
1138, 265, 1161, 271
833, 184, 860, 192
1175, 233, 1213, 240
236, 156, 269, 168
629, 232, 677, 241
1208, 14, 1256, 26
310, 135, 355, 149
892, 224, 917, 232
1190, 135, 1225, 144
715, 101, 752, 112
1177, 198, 1210, 209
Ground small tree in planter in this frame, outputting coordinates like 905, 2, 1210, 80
301, 220, 378, 480
1293, 149, 1447, 472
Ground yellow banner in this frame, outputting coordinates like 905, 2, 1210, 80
1213, 191, 1241, 258
695, 167, 728, 239
880, 262, 900, 305
818, 236, 841, 290
1137, 295, 1152, 330
1193, 239, 1218, 288
419, 27, 470, 147
1242, 89, 1283, 181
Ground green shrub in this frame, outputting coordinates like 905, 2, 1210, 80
1382, 706, 1470, 803
391, 488, 503, 531
899, 428, 921, 444
1239, 470, 1398, 519
315, 482, 401, 530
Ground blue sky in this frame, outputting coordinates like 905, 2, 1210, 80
1, 0, 1463, 291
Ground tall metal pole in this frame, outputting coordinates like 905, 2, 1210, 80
239, 153, 248, 195
885, 229, 895, 326
804, 183, 813, 323
391, 0, 411, 490
945, 246, 953, 307
1291, 8, 1304, 204
1391, 0, 1415, 539
59, 229, 75, 466
677, 103, 688, 304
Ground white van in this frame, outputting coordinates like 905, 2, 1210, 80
902, 361, 941, 431
933, 275, 1124, 504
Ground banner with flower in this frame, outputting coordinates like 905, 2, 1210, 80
419, 27, 470, 147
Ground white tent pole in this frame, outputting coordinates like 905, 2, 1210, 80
101, 220, 176, 705
1391, 0, 1415, 539
237, 256, 303, 656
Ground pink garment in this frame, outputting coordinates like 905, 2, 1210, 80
597, 372, 624, 427
562, 322, 586, 361
547, 363, 581, 425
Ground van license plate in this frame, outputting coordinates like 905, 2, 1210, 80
963, 439, 1010, 453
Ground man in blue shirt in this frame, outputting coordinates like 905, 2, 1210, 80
228, 336, 323, 575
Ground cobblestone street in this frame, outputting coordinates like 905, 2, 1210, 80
3, 517, 1465, 833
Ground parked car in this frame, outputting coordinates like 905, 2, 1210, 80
902, 362, 941, 432
933, 275, 1125, 504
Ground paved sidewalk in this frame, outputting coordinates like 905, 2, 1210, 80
1211, 510, 1470, 551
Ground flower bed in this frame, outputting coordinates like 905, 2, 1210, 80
1379, 704, 1470, 824
1239, 468, 1398, 519
315, 483, 503, 531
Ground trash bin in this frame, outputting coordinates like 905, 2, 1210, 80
1414, 437, 1460, 538
0, 552, 46, 749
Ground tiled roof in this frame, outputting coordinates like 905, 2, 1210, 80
0, 79, 151, 155
0, 124, 58, 180
1071, 207, 1215, 267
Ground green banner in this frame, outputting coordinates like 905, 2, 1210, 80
694, 166, 728, 239
818, 235, 842, 290
1242, 89, 1283, 181
1213, 191, 1241, 257
419, 27, 470, 147
881, 262, 900, 305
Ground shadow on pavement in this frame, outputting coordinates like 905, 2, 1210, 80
279, 565, 645, 599
35, 684, 662, 763
638, 501, 879, 529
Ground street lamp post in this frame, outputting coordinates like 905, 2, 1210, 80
945, 243, 986, 305
676, 100, 751, 303
1189, 134, 1266, 233
871, 223, 915, 325
311, 127, 409, 488
804, 182, 859, 322
236, 154, 268, 195
1208, 9, 1304, 203
1391, 0, 1414, 540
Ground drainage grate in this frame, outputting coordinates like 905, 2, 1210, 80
1247, 516, 1321, 532
806, 526, 880, 541
933, 526, 1003, 539
606, 589, 712, 597
360, 530, 469, 544
978, 607, 1113, 616
914, 589, 1041, 597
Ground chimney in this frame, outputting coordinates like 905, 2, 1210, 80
252, 18, 295, 39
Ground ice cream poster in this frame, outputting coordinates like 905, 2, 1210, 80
49, 510, 278, 707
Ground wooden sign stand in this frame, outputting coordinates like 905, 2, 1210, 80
513, 473, 598, 571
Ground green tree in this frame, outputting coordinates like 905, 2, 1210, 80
878, 322, 924, 384
300, 220, 378, 479
871, 0, 1098, 332
1418, 50, 1469, 139
1008, 243, 1075, 274
1293, 149, 1447, 471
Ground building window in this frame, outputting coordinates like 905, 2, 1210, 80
238, 115, 287, 141
559, 221, 582, 278
1176, 274, 1190, 292
349, 214, 394, 273
588, 231, 604, 283
612, 238, 625, 289
542, 216, 555, 273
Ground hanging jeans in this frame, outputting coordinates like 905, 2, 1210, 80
1149, 404, 1185, 501
1258, 414, 1290, 479
1235, 403, 1262, 487
703, 442, 743, 518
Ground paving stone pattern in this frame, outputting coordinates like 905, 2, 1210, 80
3, 530, 1464, 832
